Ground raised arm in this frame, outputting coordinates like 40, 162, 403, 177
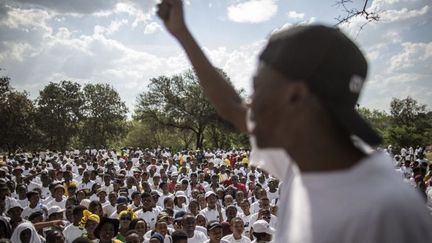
157, 0, 247, 133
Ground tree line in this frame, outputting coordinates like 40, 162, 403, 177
358, 97, 432, 152
1, 69, 430, 154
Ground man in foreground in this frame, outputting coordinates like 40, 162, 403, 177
156, 0, 432, 242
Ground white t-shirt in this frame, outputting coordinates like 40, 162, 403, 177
103, 204, 116, 217
187, 230, 208, 243
47, 199, 66, 209
275, 152, 432, 243
63, 224, 85, 243
239, 213, 253, 236
266, 189, 279, 202
221, 234, 251, 243
199, 207, 225, 222
136, 209, 158, 230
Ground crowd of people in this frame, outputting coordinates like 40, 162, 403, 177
386, 146, 432, 207
1, 145, 431, 243
0, 148, 281, 243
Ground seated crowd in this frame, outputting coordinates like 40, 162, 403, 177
0, 148, 280, 243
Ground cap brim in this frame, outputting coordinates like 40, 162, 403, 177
266, 226, 276, 234
322, 100, 381, 146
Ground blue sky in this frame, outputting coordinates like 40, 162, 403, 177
0, 0, 431, 115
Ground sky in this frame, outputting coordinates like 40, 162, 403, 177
0, 0, 431, 115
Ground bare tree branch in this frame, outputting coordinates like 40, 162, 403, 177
334, 0, 380, 26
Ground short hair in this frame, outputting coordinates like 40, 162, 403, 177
71, 237, 92, 243
129, 219, 147, 231
230, 217, 243, 225
131, 191, 141, 199
141, 192, 151, 199
73, 205, 86, 216
171, 230, 188, 242
125, 229, 138, 236
164, 196, 173, 205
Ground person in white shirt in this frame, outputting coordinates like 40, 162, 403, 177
238, 199, 253, 237
204, 220, 229, 243
100, 174, 114, 194
63, 205, 86, 243
250, 219, 275, 243
136, 192, 158, 230
78, 171, 95, 191
21, 191, 47, 219
47, 184, 67, 209
181, 213, 208, 243
155, 3, 432, 242
103, 191, 118, 217
157, 182, 174, 208
249, 208, 277, 231
200, 191, 224, 223
265, 178, 279, 203
221, 217, 251, 243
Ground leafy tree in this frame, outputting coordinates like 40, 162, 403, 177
123, 120, 188, 150
80, 83, 128, 148
358, 97, 431, 149
388, 97, 431, 147
35, 81, 84, 152
390, 97, 427, 126
0, 76, 38, 154
357, 107, 391, 136
135, 69, 229, 149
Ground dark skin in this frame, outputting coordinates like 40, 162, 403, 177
8, 207, 23, 230
20, 228, 31, 243
157, 0, 365, 173
182, 215, 196, 238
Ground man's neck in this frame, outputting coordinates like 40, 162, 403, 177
233, 233, 242, 240
288, 135, 365, 173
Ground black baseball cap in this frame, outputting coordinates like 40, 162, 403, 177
260, 25, 381, 146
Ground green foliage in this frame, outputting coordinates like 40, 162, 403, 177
122, 120, 188, 150
357, 108, 390, 136
359, 96, 432, 149
136, 69, 226, 148
35, 81, 84, 151
80, 83, 128, 148
390, 97, 426, 126
135, 68, 248, 149
0, 76, 39, 154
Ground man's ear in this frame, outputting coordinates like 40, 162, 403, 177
282, 81, 309, 108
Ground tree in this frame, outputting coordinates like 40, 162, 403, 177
390, 97, 427, 126
388, 97, 431, 148
0, 75, 38, 154
35, 81, 84, 152
334, 0, 380, 26
135, 69, 229, 149
80, 83, 128, 148
357, 107, 391, 136
123, 120, 188, 150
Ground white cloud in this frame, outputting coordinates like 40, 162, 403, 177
287, 11, 305, 20
204, 40, 266, 93
227, 0, 277, 23
380, 5, 430, 23
94, 19, 129, 36
144, 22, 163, 34
271, 23, 292, 35
390, 42, 432, 73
